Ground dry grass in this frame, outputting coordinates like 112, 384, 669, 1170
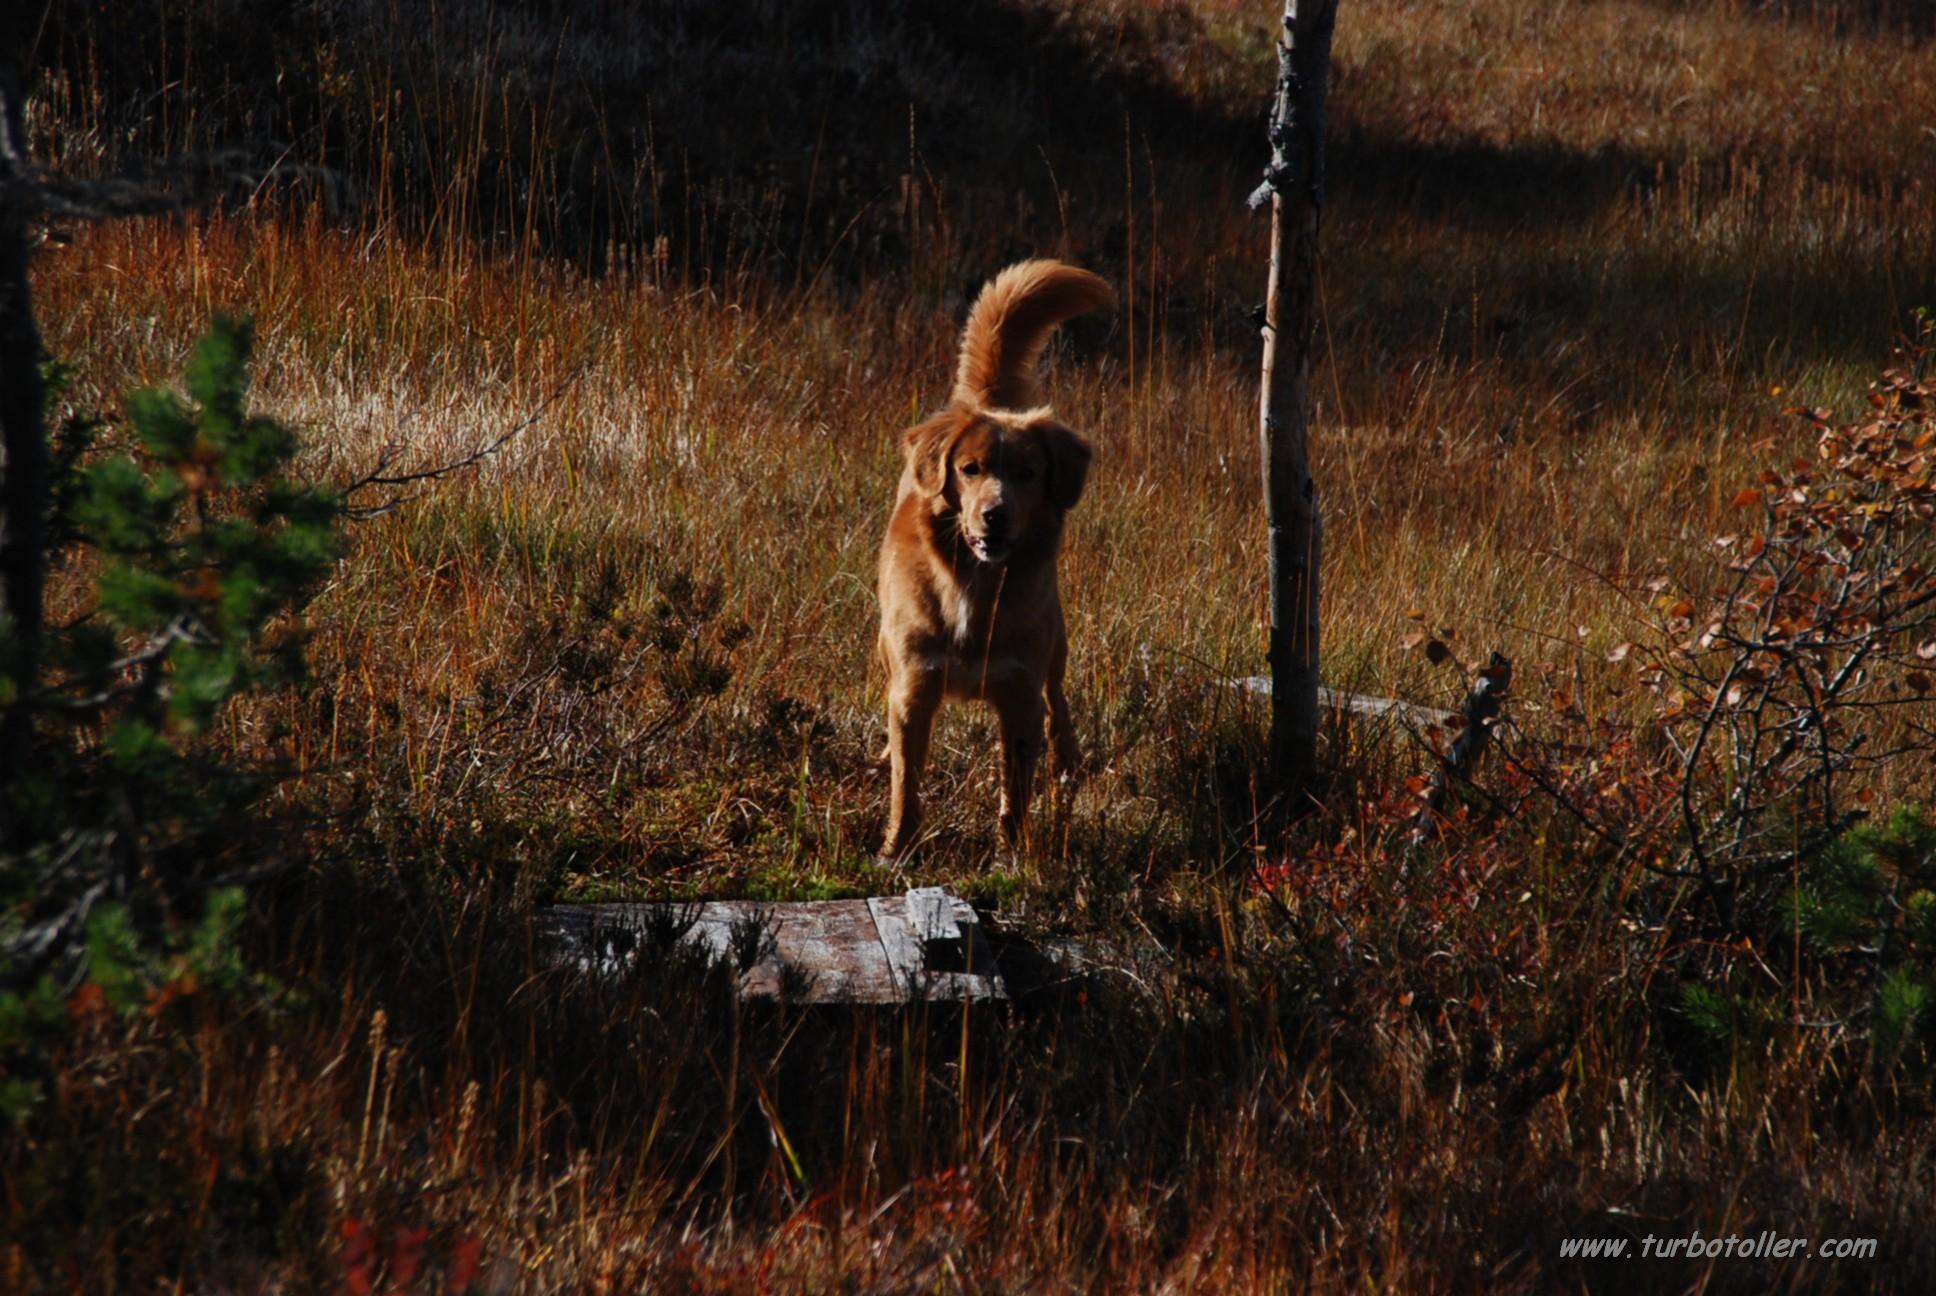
8, 0, 1936, 1290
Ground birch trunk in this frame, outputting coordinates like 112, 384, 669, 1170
1254, 0, 1337, 794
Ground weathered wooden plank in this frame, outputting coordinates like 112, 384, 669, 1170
869, 895, 1002, 999
867, 895, 924, 989
906, 887, 959, 947
540, 894, 1004, 1004
947, 895, 980, 944
747, 899, 896, 1001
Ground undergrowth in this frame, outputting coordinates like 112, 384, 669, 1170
5, 0, 1936, 1290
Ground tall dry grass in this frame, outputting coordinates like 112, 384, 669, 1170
8, 0, 1936, 1289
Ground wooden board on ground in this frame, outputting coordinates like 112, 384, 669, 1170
539, 891, 1005, 1004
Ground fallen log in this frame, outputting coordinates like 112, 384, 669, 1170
1227, 677, 1455, 729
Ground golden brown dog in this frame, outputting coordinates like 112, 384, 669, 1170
876, 260, 1114, 860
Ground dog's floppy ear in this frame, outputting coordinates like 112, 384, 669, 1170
902, 412, 959, 498
1041, 421, 1092, 512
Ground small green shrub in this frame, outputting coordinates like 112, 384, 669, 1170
3, 315, 340, 1008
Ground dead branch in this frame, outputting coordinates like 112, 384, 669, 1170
1408, 652, 1513, 848
338, 362, 588, 518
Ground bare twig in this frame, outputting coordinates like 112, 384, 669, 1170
339, 362, 588, 518
43, 616, 207, 710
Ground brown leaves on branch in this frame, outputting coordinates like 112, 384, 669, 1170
1566, 337, 1936, 930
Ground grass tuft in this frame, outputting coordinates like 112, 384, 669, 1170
11, 0, 1936, 1289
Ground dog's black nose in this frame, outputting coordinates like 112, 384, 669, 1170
982, 504, 1010, 538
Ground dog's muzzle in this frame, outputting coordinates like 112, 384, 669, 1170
967, 505, 1012, 563
967, 535, 1009, 563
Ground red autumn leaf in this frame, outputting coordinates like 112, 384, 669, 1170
1731, 488, 1763, 508
340, 1218, 376, 1296
449, 1232, 484, 1294
389, 1225, 429, 1287
339, 1218, 374, 1265
143, 973, 200, 1018
68, 981, 110, 1026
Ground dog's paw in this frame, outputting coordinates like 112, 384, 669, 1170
877, 821, 920, 864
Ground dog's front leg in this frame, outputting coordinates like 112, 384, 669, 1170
994, 684, 1047, 848
881, 668, 942, 860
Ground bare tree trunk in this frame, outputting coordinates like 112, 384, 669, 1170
1254, 0, 1337, 796
0, 44, 49, 805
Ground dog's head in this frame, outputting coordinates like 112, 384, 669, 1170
903, 408, 1091, 566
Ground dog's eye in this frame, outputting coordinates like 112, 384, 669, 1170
960, 461, 982, 478
1011, 464, 1036, 483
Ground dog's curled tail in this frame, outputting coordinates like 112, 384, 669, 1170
952, 260, 1114, 411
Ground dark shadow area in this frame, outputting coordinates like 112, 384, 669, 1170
27, 0, 1930, 400
28, 0, 1258, 283
1628, 0, 1935, 41
1330, 129, 1647, 230
29, 0, 1703, 276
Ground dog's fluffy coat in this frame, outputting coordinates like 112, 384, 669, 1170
875, 260, 1114, 859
